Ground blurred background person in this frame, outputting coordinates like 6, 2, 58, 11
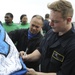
42, 13, 52, 35
19, 14, 30, 29
2, 12, 19, 33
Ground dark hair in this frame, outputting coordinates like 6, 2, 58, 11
5, 13, 13, 18
45, 14, 49, 18
20, 14, 27, 22
32, 15, 44, 22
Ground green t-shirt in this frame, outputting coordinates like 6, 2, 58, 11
2, 22, 19, 33
18, 23, 30, 29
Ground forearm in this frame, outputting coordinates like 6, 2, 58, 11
26, 68, 56, 75
25, 49, 41, 62
36, 72, 56, 75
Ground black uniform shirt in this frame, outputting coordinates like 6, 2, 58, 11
38, 26, 75, 75
8, 29, 43, 71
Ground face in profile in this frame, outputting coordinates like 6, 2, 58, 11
29, 17, 43, 34
50, 10, 68, 33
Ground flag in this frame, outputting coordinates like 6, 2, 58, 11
0, 22, 27, 75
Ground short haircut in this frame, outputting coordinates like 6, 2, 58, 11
5, 13, 13, 18
20, 14, 27, 22
45, 14, 49, 18
47, 0, 73, 19
32, 15, 44, 23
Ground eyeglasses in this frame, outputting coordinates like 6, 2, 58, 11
31, 24, 40, 28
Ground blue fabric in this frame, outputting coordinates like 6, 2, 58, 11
0, 24, 9, 56
10, 57, 27, 75
0, 23, 27, 75
28, 30, 37, 39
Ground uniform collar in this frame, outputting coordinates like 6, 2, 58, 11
50, 24, 75, 48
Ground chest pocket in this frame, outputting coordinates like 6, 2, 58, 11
52, 50, 64, 63
48, 51, 64, 72
47, 37, 71, 72
44, 40, 65, 72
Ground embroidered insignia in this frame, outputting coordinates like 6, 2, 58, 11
52, 51, 64, 62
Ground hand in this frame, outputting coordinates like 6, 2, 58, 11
26, 68, 37, 75
20, 51, 25, 56
19, 51, 27, 61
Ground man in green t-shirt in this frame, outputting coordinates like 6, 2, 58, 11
3, 12, 19, 33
